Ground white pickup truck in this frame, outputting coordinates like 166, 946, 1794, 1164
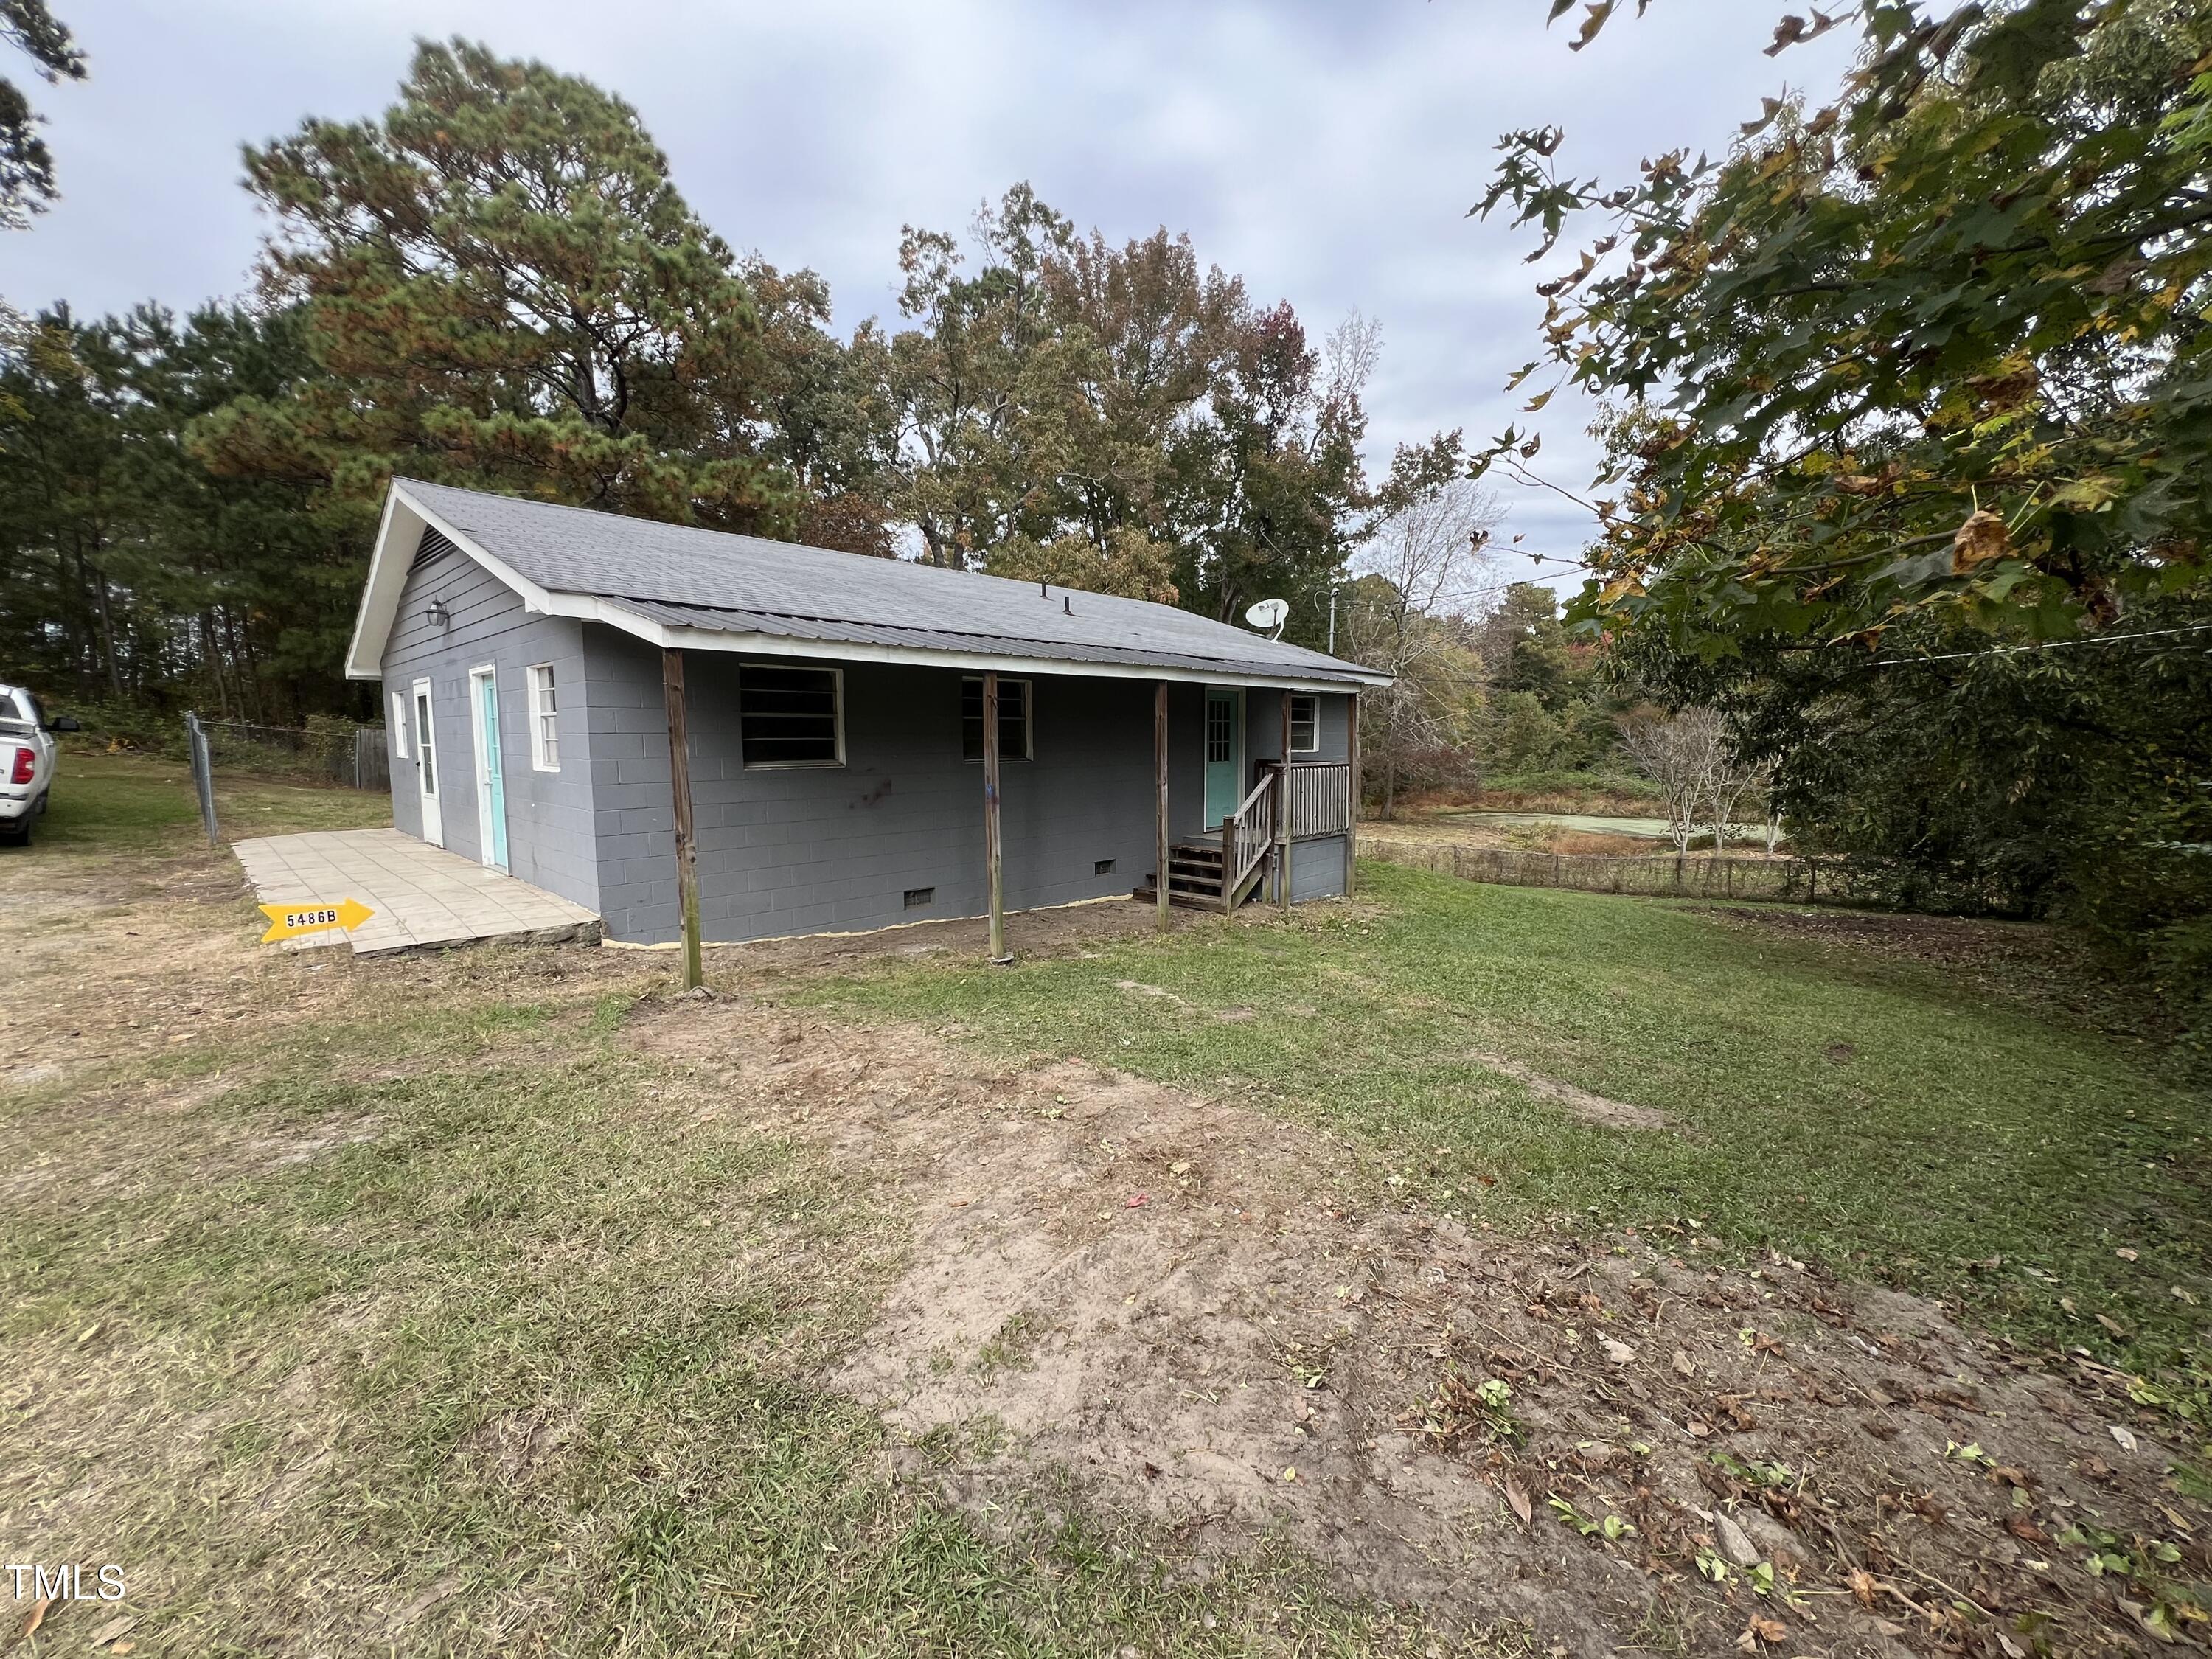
0, 684, 82, 848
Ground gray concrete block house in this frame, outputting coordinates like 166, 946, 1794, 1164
346, 479, 1388, 947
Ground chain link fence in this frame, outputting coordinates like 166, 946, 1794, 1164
184, 712, 389, 846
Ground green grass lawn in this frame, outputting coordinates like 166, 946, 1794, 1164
32, 744, 389, 851
801, 861, 2212, 1380
7, 767, 2208, 1653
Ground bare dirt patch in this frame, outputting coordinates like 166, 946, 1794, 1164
625, 994, 2209, 1657
1462, 1049, 1678, 1131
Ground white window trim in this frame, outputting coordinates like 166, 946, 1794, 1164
739, 661, 846, 769
961, 675, 1033, 762
390, 689, 409, 759
1290, 692, 1321, 755
526, 662, 560, 772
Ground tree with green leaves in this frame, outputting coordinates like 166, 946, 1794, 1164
195, 38, 797, 531
1339, 442, 1500, 814
1, 0, 84, 232
888, 184, 1373, 635
1479, 0, 2212, 1024
1, 303, 366, 721
1479, 0, 2211, 652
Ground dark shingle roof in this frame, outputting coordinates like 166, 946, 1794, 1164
398, 479, 1382, 687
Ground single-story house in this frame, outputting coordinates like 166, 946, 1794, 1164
345, 479, 1388, 953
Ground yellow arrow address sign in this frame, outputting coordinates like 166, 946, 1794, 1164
258, 897, 375, 945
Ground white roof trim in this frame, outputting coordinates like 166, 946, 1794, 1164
347, 481, 1390, 690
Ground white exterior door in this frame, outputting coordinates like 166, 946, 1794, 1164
411, 677, 444, 846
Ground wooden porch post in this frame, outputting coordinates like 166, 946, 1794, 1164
1155, 682, 1170, 933
1346, 689, 1360, 897
661, 647, 703, 990
983, 670, 1007, 961
1276, 689, 1292, 911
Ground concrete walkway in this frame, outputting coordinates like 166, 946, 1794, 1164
233, 828, 602, 956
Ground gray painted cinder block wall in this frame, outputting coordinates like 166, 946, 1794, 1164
576, 631, 1354, 944
1290, 835, 1349, 901
380, 538, 601, 912
583, 629, 1192, 943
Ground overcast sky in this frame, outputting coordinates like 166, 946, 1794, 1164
2, 0, 1854, 598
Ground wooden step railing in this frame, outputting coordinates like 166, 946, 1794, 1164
1218, 769, 1279, 913
1284, 760, 1353, 840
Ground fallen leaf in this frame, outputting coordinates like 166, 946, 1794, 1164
1673, 1349, 1695, 1376
75, 1322, 101, 1346
1602, 1338, 1637, 1366
1506, 1479, 1534, 1524
1736, 1613, 1786, 1650
20, 1598, 52, 1641
947, 1198, 972, 1208
1125, 1192, 1150, 1209
1997, 1635, 2026, 1659
90, 1615, 138, 1649
1281, 1465, 1298, 1482
2110, 1424, 2139, 1453
2096, 1312, 2129, 1337
2116, 1247, 2140, 1262
1169, 1160, 1189, 1175
2171, 1286, 2200, 1307
1848, 1568, 1878, 1607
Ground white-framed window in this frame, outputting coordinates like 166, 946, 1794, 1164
739, 663, 844, 768
1290, 693, 1320, 755
961, 676, 1032, 761
390, 690, 409, 759
527, 663, 560, 771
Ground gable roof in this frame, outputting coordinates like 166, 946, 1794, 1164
347, 479, 1389, 689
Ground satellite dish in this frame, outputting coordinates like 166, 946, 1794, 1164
1245, 597, 1289, 639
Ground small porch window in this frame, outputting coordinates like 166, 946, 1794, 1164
390, 690, 409, 759
740, 664, 844, 767
961, 676, 1032, 761
1290, 693, 1320, 755
527, 664, 560, 771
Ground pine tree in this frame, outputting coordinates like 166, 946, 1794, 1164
193, 38, 794, 530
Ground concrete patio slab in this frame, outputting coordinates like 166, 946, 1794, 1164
232, 828, 602, 956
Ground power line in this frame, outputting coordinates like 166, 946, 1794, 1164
1865, 621, 2212, 667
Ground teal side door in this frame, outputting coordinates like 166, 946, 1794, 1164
1203, 688, 1241, 827
476, 670, 509, 872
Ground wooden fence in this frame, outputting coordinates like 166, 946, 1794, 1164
1362, 838, 1883, 907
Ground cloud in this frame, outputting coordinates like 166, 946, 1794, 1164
7, 0, 1855, 590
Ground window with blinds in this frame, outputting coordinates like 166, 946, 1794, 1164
961, 677, 1032, 761
740, 664, 844, 767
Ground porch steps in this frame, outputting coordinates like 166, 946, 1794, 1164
1134, 841, 1271, 913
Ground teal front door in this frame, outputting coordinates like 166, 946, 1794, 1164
1203, 688, 1241, 827
472, 667, 509, 872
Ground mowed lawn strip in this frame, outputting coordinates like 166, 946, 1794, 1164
799, 860, 2212, 1375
